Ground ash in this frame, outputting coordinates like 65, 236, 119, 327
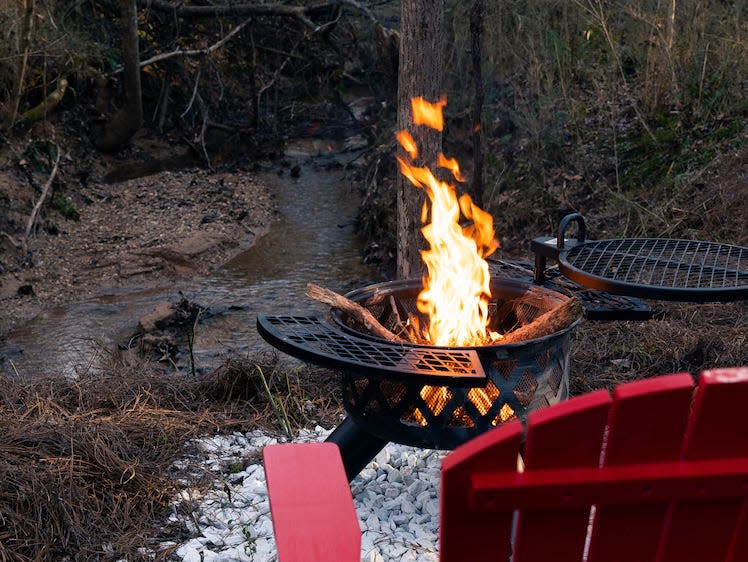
157, 427, 444, 562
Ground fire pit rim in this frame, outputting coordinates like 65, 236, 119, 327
331, 276, 582, 350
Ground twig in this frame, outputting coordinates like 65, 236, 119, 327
23, 145, 60, 252
2, 231, 21, 248
387, 295, 416, 342
257, 34, 305, 101
133, 17, 253, 71
5, 0, 35, 130
306, 283, 407, 343
181, 68, 201, 119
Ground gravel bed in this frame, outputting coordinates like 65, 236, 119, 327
162, 427, 445, 562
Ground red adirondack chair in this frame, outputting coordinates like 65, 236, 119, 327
263, 367, 748, 562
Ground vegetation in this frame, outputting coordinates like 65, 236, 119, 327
0, 353, 341, 560
359, 0, 747, 270
0, 1, 745, 560
463, 0, 747, 236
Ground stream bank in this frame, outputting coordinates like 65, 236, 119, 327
1, 133, 381, 378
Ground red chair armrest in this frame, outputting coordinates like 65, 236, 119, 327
263, 442, 360, 562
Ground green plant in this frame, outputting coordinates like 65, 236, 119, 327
52, 194, 80, 221
256, 365, 292, 439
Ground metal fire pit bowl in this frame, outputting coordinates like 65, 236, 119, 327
329, 277, 581, 450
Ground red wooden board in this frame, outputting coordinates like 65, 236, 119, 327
263, 442, 360, 562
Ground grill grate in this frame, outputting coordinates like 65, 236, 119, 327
256, 315, 486, 386
560, 238, 748, 302
487, 258, 652, 321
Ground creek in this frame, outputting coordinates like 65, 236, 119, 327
1, 137, 383, 378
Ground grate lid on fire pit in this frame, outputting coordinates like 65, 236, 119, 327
256, 315, 487, 387
533, 214, 748, 302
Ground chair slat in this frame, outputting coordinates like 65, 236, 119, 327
440, 421, 523, 562
658, 368, 748, 562
725, 500, 748, 562
263, 442, 360, 562
513, 390, 611, 562
587, 373, 694, 562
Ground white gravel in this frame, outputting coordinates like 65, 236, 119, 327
159, 426, 445, 562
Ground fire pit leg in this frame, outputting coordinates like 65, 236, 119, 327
325, 417, 388, 481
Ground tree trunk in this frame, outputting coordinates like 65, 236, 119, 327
95, 0, 143, 152
4, 0, 35, 130
469, 0, 484, 207
396, 0, 444, 280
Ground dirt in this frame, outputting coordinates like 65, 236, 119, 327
0, 131, 278, 336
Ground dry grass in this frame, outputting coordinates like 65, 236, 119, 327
0, 352, 343, 561
571, 300, 748, 395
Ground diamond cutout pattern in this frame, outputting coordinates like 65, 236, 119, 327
513, 369, 539, 407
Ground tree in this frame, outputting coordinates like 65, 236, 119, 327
94, 0, 143, 152
3, 0, 35, 130
396, 0, 444, 280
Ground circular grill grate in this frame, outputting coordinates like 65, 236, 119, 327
560, 238, 748, 302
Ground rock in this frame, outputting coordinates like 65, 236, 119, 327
138, 301, 176, 333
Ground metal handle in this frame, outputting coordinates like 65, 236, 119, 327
557, 213, 587, 249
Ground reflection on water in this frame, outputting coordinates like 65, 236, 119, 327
1, 146, 382, 378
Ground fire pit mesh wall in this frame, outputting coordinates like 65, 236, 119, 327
335, 278, 577, 449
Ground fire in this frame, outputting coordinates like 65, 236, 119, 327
397, 96, 500, 346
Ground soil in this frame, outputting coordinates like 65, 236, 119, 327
0, 131, 278, 336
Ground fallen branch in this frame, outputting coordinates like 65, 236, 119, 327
17, 78, 68, 123
499, 297, 582, 344
1, 231, 21, 248
135, 17, 252, 71
23, 146, 60, 252
137, 0, 322, 29
306, 283, 407, 343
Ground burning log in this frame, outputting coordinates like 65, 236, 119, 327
306, 283, 407, 344
308, 281, 581, 347
498, 297, 582, 345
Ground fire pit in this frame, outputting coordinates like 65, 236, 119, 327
256, 276, 580, 478
257, 95, 588, 478
333, 277, 578, 444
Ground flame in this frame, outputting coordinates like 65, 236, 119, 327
396, 131, 418, 159
397, 96, 499, 346
412, 96, 447, 130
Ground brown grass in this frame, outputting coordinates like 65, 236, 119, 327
0, 352, 343, 561
571, 300, 748, 395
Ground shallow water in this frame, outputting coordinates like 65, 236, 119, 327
1, 139, 383, 378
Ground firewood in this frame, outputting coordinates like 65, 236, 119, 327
499, 297, 582, 344
306, 283, 407, 344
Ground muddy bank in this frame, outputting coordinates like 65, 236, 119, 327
0, 156, 277, 336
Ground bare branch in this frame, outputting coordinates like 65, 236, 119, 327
23, 146, 61, 252
139, 17, 253, 69
136, 0, 330, 29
